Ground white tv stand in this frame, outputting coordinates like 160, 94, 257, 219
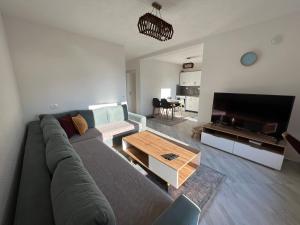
201, 123, 286, 170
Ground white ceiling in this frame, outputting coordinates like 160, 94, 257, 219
150, 43, 203, 64
1, 0, 300, 60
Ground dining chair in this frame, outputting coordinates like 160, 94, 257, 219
160, 98, 172, 119
152, 98, 161, 116
176, 98, 185, 116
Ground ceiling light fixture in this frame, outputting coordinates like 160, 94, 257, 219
186, 55, 201, 60
138, 2, 174, 41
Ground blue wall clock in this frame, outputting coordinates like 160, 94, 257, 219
240, 52, 257, 66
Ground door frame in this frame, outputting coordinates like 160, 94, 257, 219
126, 70, 137, 113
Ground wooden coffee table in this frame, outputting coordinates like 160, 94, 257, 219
122, 131, 201, 189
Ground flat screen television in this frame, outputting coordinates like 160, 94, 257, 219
211, 93, 295, 140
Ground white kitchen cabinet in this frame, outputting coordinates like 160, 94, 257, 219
180, 71, 201, 86
185, 96, 199, 112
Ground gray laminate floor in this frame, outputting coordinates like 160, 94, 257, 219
146, 116, 300, 225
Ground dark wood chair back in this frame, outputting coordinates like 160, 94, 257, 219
152, 98, 161, 107
161, 98, 172, 109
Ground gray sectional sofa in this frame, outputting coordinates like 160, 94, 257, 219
13, 106, 201, 225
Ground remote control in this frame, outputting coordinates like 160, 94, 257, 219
161, 153, 179, 161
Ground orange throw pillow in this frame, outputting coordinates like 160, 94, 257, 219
72, 114, 88, 135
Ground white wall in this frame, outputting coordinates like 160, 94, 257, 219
0, 12, 24, 225
199, 12, 300, 161
139, 59, 181, 116
4, 16, 126, 122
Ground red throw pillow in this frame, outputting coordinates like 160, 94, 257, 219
58, 115, 78, 138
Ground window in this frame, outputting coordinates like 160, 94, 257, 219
161, 88, 171, 99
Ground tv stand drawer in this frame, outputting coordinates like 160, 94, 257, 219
201, 132, 234, 153
233, 142, 284, 170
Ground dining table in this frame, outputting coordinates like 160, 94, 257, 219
167, 99, 180, 120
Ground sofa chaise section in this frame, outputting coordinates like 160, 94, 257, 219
72, 137, 173, 225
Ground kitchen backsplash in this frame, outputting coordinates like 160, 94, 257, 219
176, 85, 200, 96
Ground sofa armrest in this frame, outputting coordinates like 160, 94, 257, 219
152, 195, 201, 225
128, 112, 146, 131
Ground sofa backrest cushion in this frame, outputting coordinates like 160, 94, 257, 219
51, 157, 116, 225
45, 134, 82, 174
14, 121, 55, 225
93, 107, 109, 126
41, 116, 68, 143
41, 115, 60, 129
107, 105, 125, 123
77, 110, 95, 128
93, 105, 129, 127
57, 115, 78, 138
41, 116, 82, 174
40, 110, 95, 128
43, 124, 68, 143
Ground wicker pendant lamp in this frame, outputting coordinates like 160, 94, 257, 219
138, 2, 174, 41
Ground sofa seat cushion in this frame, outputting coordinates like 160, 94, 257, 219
69, 128, 102, 144
51, 157, 116, 225
127, 120, 141, 131
72, 138, 172, 225
96, 121, 135, 141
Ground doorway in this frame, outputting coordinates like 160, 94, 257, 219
126, 71, 136, 112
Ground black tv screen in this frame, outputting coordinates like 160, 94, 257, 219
211, 93, 295, 140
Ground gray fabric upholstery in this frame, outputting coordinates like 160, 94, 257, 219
40, 115, 60, 129
69, 128, 102, 144
152, 195, 201, 225
15, 119, 199, 225
14, 121, 55, 225
72, 138, 173, 225
42, 123, 68, 143
51, 157, 116, 225
45, 134, 82, 174
40, 110, 95, 128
